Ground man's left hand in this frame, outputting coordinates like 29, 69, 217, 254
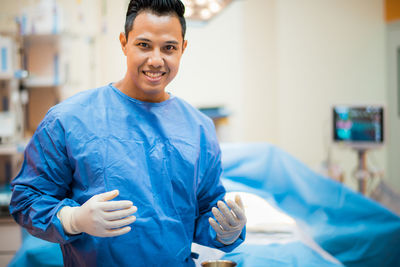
209, 195, 246, 245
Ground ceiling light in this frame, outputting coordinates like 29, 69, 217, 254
182, 0, 192, 5
195, 0, 207, 6
208, 2, 221, 13
200, 8, 211, 20
184, 0, 232, 21
185, 6, 194, 17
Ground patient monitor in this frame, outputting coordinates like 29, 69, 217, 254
332, 105, 385, 194
333, 105, 384, 149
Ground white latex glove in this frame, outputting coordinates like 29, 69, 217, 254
57, 190, 137, 237
208, 195, 247, 245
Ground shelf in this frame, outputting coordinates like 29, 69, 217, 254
198, 106, 231, 119
22, 33, 62, 45
0, 185, 12, 211
0, 193, 11, 208
0, 144, 25, 155
24, 78, 62, 88
22, 32, 94, 45
0, 71, 28, 81
0, 74, 13, 80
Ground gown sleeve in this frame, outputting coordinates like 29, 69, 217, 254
193, 135, 246, 252
9, 110, 81, 244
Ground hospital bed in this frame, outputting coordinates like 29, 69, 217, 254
8, 143, 400, 267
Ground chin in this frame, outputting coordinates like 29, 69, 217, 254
139, 88, 167, 101
142, 88, 165, 95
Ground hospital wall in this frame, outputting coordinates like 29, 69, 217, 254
386, 22, 400, 191
170, 0, 388, 191
274, 0, 387, 190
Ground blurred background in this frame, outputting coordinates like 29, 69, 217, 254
0, 0, 399, 264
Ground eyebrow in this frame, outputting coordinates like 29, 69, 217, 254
135, 38, 179, 45
135, 38, 151, 42
165, 40, 179, 45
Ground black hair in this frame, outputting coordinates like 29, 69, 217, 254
125, 0, 186, 40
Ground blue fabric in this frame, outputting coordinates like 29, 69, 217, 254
222, 242, 341, 267
220, 143, 400, 267
8, 232, 63, 267
9, 84, 244, 267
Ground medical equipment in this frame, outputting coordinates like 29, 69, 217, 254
333, 105, 385, 193
0, 36, 14, 79
0, 35, 24, 144
0, 96, 26, 145
201, 260, 237, 267
332, 105, 384, 149
0, 112, 16, 144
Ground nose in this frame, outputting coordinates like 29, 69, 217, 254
147, 49, 164, 68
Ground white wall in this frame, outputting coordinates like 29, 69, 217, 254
275, 0, 387, 189
171, 0, 279, 143
386, 22, 400, 190
241, 0, 279, 144
95, 0, 129, 88
171, 0, 387, 190
169, 1, 246, 141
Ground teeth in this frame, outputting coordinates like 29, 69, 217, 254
145, 72, 162, 78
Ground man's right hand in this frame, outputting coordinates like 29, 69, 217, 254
57, 190, 137, 237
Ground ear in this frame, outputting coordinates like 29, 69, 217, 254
119, 32, 128, 56
182, 39, 188, 54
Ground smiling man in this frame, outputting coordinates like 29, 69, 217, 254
10, 0, 246, 266
115, 9, 186, 103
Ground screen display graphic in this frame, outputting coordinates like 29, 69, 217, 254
333, 106, 384, 144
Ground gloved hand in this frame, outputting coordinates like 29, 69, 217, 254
57, 190, 137, 237
208, 195, 246, 245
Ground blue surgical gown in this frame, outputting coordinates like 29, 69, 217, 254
10, 84, 245, 266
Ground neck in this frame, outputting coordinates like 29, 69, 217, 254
113, 77, 169, 103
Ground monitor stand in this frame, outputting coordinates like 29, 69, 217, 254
355, 149, 368, 194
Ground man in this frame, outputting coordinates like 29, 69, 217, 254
10, 0, 246, 266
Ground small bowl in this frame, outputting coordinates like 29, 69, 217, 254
201, 260, 237, 267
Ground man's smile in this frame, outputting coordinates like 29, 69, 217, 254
143, 71, 166, 82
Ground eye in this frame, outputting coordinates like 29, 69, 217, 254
165, 45, 177, 51
137, 42, 150, 48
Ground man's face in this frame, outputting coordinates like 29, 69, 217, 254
119, 11, 187, 102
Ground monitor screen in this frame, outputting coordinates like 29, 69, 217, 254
333, 106, 384, 145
